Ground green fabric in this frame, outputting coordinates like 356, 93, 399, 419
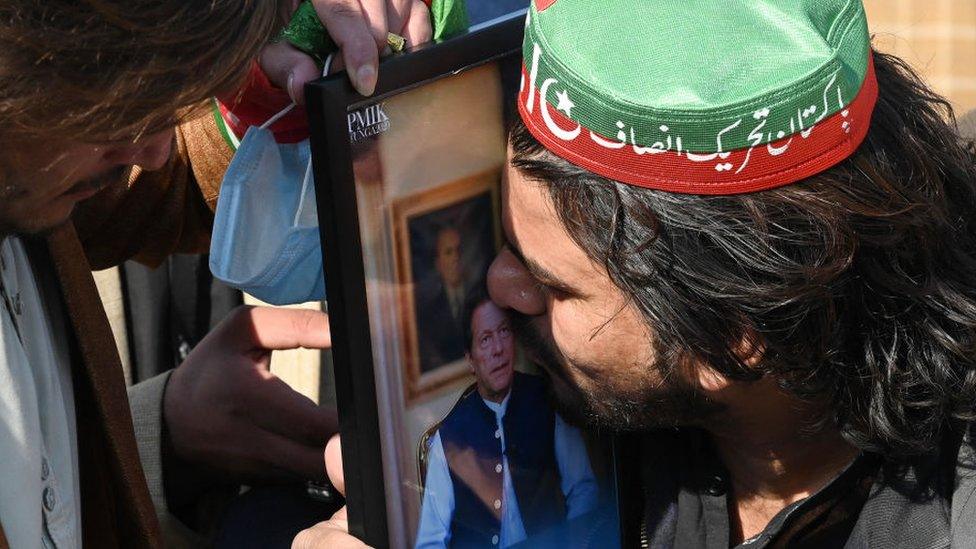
281, 1, 336, 66
430, 0, 470, 41
211, 99, 239, 151
524, 0, 871, 152
281, 0, 469, 66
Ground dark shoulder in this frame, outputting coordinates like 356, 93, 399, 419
440, 385, 483, 432
415, 273, 445, 303
639, 429, 693, 463
512, 371, 547, 395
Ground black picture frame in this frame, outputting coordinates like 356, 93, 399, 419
306, 11, 640, 548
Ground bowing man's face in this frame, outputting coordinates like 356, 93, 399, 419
486, 146, 714, 429
467, 300, 516, 402
0, 130, 173, 236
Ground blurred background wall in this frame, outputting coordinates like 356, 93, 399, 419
864, 0, 975, 114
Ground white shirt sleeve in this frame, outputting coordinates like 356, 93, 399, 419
415, 432, 454, 549
553, 413, 600, 519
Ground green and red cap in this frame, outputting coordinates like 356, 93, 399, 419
518, 0, 877, 194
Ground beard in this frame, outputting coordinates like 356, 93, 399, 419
509, 311, 724, 432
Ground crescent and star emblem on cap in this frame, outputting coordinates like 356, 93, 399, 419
539, 78, 581, 141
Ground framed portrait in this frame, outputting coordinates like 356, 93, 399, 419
307, 10, 637, 549
392, 171, 501, 403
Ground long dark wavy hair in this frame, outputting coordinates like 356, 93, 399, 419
0, 0, 280, 142
510, 50, 976, 459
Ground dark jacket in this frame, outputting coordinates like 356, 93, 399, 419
637, 424, 976, 548
414, 275, 466, 373
438, 372, 566, 547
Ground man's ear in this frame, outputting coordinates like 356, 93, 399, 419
693, 330, 765, 392
734, 329, 765, 368
695, 365, 731, 393
465, 352, 473, 372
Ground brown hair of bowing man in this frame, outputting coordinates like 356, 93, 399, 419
299, 0, 976, 547
0, 0, 430, 547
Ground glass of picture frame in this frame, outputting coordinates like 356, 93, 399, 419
307, 11, 638, 548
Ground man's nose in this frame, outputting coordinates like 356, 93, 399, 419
102, 130, 173, 171
487, 248, 546, 316
489, 336, 504, 356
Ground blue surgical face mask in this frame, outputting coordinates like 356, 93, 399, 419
210, 111, 325, 306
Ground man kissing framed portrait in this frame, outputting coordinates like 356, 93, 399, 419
307, 10, 635, 548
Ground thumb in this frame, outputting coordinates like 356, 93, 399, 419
326, 434, 346, 496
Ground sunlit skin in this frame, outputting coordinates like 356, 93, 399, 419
466, 300, 515, 403
485, 153, 663, 419
0, 129, 173, 237
434, 227, 463, 289
485, 146, 860, 543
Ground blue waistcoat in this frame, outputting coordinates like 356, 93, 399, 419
438, 372, 566, 547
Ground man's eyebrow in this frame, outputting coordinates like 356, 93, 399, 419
504, 240, 584, 297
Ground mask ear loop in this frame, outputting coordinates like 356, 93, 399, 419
260, 102, 297, 131
294, 53, 335, 227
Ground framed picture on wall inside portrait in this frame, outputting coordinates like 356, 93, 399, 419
307, 10, 639, 549
392, 171, 501, 403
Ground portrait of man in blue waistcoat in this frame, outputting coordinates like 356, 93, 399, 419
415, 288, 600, 548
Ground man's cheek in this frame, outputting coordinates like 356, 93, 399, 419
549, 316, 593, 381
547, 311, 574, 359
